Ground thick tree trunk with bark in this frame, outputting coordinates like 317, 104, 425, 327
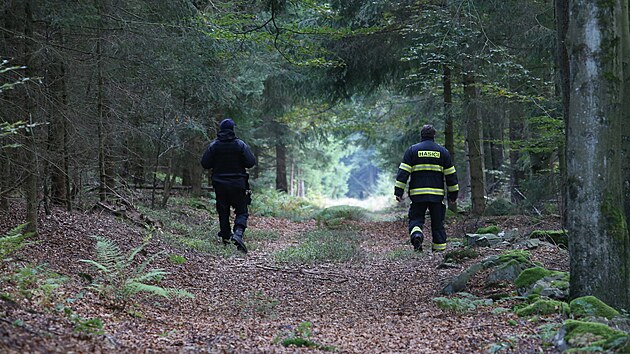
566, 0, 630, 310
463, 69, 485, 215
621, 0, 630, 234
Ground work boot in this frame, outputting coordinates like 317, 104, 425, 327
410, 231, 424, 252
231, 227, 248, 253
218, 232, 232, 245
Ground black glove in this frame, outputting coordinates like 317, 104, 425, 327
447, 191, 458, 202
245, 189, 253, 205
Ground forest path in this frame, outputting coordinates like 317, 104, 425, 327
158, 213, 556, 353
0, 205, 564, 353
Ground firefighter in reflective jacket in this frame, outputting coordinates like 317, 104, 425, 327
395, 124, 459, 252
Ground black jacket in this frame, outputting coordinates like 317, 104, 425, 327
200, 128, 256, 189
394, 137, 459, 203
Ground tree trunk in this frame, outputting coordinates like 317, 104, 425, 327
23, 0, 38, 235
290, 157, 295, 196
483, 103, 505, 195
463, 69, 485, 215
508, 102, 526, 202
566, 0, 630, 310
97, 2, 107, 202
46, 29, 68, 206
443, 64, 457, 212
556, 0, 571, 226
621, 0, 630, 236
190, 134, 203, 197
275, 142, 288, 192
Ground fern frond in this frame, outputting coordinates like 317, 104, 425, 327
124, 282, 170, 298
166, 288, 195, 299
132, 250, 164, 277
78, 259, 110, 273
90, 235, 125, 273
0, 223, 33, 260
130, 269, 169, 284
127, 243, 146, 264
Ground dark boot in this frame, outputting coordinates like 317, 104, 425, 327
217, 231, 232, 245
231, 227, 248, 253
411, 231, 424, 252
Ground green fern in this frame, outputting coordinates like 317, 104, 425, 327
80, 235, 194, 304
0, 224, 33, 261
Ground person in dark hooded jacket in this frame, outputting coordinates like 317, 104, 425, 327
201, 118, 257, 253
395, 124, 459, 252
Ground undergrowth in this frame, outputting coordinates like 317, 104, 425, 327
138, 197, 277, 255
274, 229, 363, 264
250, 189, 319, 220
274, 321, 335, 351
80, 235, 194, 307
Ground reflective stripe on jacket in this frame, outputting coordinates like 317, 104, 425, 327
394, 138, 459, 203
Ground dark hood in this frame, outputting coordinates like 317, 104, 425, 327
217, 129, 236, 141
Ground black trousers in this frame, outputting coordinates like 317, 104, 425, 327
214, 184, 249, 238
408, 201, 447, 248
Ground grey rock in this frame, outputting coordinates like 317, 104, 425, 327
465, 233, 503, 247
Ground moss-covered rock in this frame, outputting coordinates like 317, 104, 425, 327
465, 233, 503, 247
475, 225, 501, 234
529, 230, 569, 248
570, 296, 620, 320
526, 272, 570, 300
444, 248, 479, 264
516, 299, 569, 317
484, 198, 517, 216
562, 319, 629, 352
515, 267, 552, 289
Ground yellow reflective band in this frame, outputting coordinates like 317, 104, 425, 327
444, 166, 456, 175
409, 188, 445, 196
418, 150, 440, 158
432, 243, 447, 251
412, 164, 443, 172
410, 226, 423, 236
395, 181, 406, 189
399, 163, 412, 173
447, 184, 460, 192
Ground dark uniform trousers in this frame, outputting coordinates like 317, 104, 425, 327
408, 201, 447, 245
214, 184, 249, 238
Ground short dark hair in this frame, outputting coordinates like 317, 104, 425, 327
421, 124, 436, 138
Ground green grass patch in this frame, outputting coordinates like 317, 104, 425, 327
275, 321, 335, 351
237, 291, 279, 318
250, 189, 319, 220
168, 254, 187, 265
384, 247, 423, 261
274, 230, 363, 264
246, 229, 279, 242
